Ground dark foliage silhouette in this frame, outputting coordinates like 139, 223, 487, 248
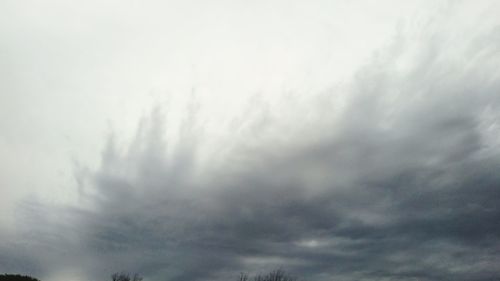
0, 274, 39, 281
111, 272, 143, 281
240, 269, 297, 281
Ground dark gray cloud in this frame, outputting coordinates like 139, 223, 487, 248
4, 4, 500, 281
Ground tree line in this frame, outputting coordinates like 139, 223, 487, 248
1, 268, 297, 281
0, 274, 39, 281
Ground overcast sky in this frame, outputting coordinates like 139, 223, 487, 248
2, 1, 500, 281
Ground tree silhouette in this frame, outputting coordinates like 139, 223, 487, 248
241, 269, 297, 281
0, 274, 40, 281
111, 272, 143, 281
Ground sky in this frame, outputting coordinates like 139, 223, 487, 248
1, 1, 500, 281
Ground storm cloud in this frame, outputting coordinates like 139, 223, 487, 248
2, 1, 500, 281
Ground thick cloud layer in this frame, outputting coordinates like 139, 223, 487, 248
3, 2, 500, 281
